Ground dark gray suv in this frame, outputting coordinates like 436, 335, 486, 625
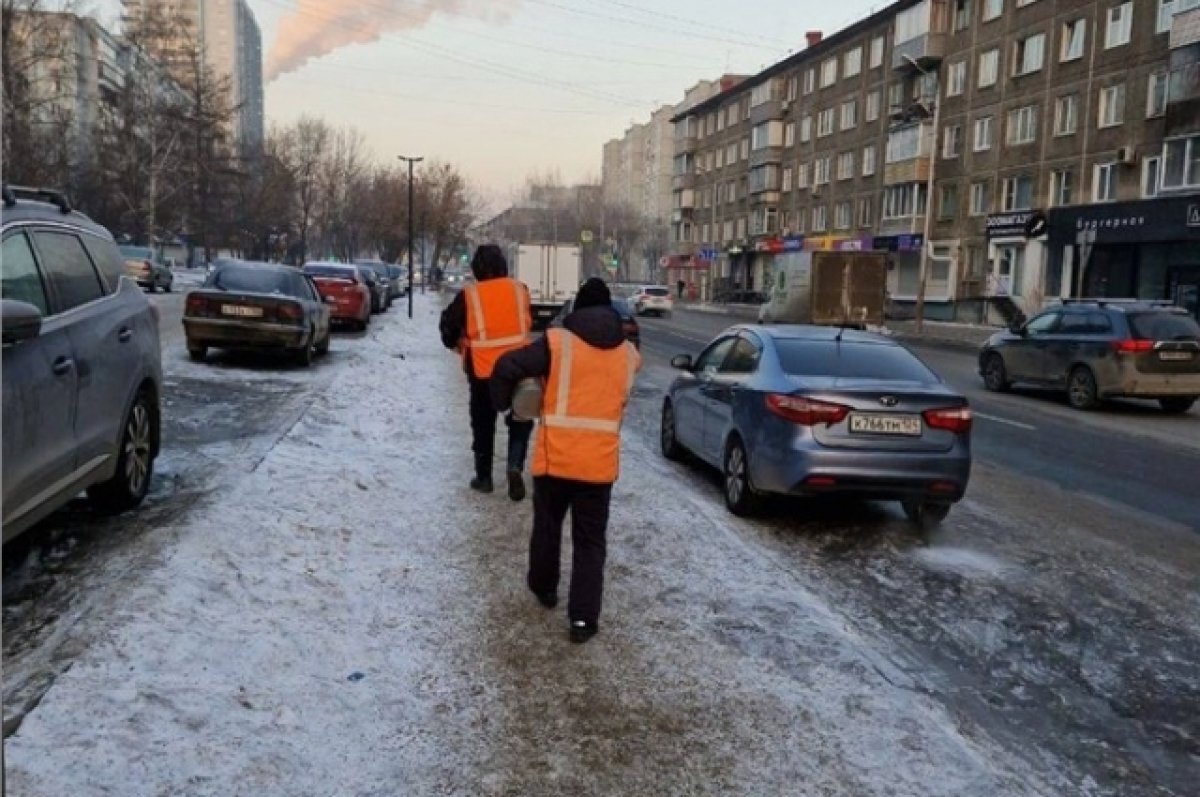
979, 300, 1200, 413
2, 187, 163, 542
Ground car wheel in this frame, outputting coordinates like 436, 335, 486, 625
723, 437, 759, 516
660, 401, 684, 461
1067, 366, 1099, 410
188, 344, 207, 362
1160, 396, 1197, 414
982, 353, 1010, 392
295, 328, 316, 367
316, 328, 331, 355
163, 279, 172, 293
88, 391, 156, 513
902, 499, 951, 529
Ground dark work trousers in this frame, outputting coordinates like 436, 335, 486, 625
528, 476, 614, 625
468, 375, 533, 473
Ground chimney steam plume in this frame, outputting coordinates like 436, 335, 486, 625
266, 0, 521, 82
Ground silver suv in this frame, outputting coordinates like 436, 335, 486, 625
2, 186, 163, 542
979, 300, 1200, 413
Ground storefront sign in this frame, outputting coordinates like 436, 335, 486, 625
782, 235, 804, 251
986, 210, 1047, 239
1074, 214, 1147, 231
872, 234, 924, 252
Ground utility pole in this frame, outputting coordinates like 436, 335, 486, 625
904, 55, 940, 335
398, 155, 423, 318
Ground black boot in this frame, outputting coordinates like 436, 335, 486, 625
470, 454, 493, 493
506, 470, 526, 502
569, 620, 598, 644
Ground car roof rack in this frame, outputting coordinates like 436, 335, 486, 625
2, 184, 72, 214
1059, 298, 1176, 308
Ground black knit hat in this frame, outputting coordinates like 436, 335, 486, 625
470, 245, 508, 280
574, 277, 611, 310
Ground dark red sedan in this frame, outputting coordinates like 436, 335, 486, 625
303, 262, 372, 330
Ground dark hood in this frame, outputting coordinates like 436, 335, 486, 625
564, 305, 625, 350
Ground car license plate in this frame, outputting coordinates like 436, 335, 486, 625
849, 413, 922, 436
221, 304, 263, 317
1158, 351, 1194, 361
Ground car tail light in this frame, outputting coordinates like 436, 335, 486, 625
923, 406, 973, 434
805, 476, 838, 487
929, 481, 959, 494
765, 394, 850, 426
185, 294, 209, 316
276, 302, 304, 323
1112, 339, 1155, 354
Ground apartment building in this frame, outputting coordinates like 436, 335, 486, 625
670, 0, 1200, 321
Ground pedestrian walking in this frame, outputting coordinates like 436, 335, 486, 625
491, 278, 642, 643
676, 279, 685, 300
439, 245, 535, 499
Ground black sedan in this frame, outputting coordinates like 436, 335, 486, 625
355, 261, 395, 310
183, 261, 333, 366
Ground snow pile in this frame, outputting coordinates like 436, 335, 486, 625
5, 295, 1060, 796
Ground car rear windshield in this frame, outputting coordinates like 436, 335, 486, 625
305, 265, 356, 280
1128, 312, 1200, 341
776, 339, 938, 382
644, 287, 670, 297
208, 266, 307, 298
119, 246, 153, 260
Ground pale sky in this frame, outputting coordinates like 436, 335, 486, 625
95, 0, 883, 206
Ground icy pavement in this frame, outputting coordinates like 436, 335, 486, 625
1, 295, 1100, 795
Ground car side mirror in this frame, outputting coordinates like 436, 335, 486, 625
1008, 320, 1026, 336
2, 299, 44, 345
670, 354, 693, 370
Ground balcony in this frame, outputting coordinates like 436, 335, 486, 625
749, 147, 784, 168
671, 208, 695, 223
884, 156, 931, 186
750, 98, 786, 126
1167, 10, 1200, 137
749, 190, 782, 206
676, 188, 696, 210
893, 32, 947, 70
672, 173, 698, 190
877, 215, 927, 236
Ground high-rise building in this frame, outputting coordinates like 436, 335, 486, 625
122, 0, 263, 156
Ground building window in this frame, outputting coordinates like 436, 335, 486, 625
886, 122, 932, 163
782, 166, 794, 191
1061, 18, 1087, 61
1098, 84, 1125, 128
737, 217, 747, 238
728, 143, 738, 163
882, 183, 928, 219
787, 76, 799, 101
1007, 104, 1038, 146
727, 105, 739, 126
1105, 2, 1133, 48
812, 205, 828, 232
852, 197, 870, 228
785, 122, 796, 147
835, 201, 853, 230
1147, 72, 1168, 118
948, 61, 967, 96
953, 0, 971, 31
974, 115, 994, 151
804, 69, 815, 94
996, 245, 1025, 296
863, 144, 877, 175
838, 151, 856, 180
718, 110, 726, 132
983, 0, 1003, 21
895, 2, 933, 45
818, 108, 836, 137
1013, 33, 1046, 75
716, 148, 725, 169
1159, 0, 1200, 34
938, 183, 959, 220
742, 138, 750, 159
749, 165, 781, 193
814, 157, 831, 185
701, 223, 711, 244
797, 162, 810, 189
800, 114, 812, 142
866, 90, 881, 122
943, 124, 962, 158
870, 36, 885, 68
1093, 162, 1119, 201
979, 49, 1000, 87
844, 47, 863, 78
1144, 155, 1161, 197
1001, 174, 1034, 210
1163, 135, 1200, 190
820, 57, 838, 88
970, 180, 991, 215
1050, 168, 1074, 206
840, 98, 857, 130
1055, 94, 1079, 135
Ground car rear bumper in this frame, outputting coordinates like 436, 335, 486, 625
184, 318, 307, 349
751, 444, 972, 501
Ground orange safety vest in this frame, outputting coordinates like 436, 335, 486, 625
463, 277, 532, 379
531, 327, 641, 484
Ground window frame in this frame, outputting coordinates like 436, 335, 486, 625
1093, 161, 1119, 202
1105, 2, 1133, 49
978, 48, 1000, 87
1098, 83, 1125, 129
974, 115, 994, 151
30, 227, 109, 315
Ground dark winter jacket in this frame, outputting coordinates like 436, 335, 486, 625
491, 305, 627, 412
438, 275, 533, 379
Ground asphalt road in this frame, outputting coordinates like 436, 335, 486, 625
636, 308, 1200, 531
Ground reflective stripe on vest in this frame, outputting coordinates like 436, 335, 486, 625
531, 328, 642, 483
463, 278, 532, 377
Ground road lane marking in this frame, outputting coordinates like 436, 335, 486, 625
974, 412, 1036, 431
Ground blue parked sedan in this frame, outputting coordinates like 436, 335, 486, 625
661, 325, 972, 525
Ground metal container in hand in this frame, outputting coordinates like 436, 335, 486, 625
511, 378, 544, 422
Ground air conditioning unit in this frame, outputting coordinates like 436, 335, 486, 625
1117, 146, 1138, 165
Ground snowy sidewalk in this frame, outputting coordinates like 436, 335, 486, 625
5, 294, 1057, 796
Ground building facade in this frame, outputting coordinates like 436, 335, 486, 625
669, 0, 1199, 321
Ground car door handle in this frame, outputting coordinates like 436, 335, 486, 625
117, 327, 133, 342
52, 356, 74, 376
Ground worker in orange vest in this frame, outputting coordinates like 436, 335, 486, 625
439, 245, 535, 499
491, 278, 641, 643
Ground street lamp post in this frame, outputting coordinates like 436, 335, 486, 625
398, 155, 424, 318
